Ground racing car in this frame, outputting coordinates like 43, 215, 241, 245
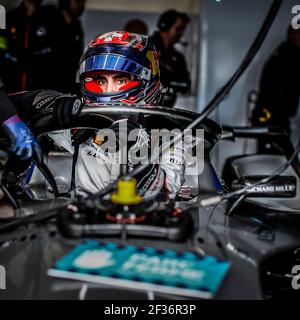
0, 102, 299, 300
1, 0, 299, 300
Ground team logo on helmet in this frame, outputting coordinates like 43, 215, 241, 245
146, 51, 160, 77
90, 31, 148, 50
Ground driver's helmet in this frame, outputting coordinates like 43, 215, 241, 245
79, 31, 162, 104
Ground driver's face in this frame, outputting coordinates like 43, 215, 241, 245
93, 71, 132, 93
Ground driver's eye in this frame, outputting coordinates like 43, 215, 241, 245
96, 79, 107, 86
116, 78, 128, 85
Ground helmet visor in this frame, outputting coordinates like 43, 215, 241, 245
79, 54, 151, 81
83, 71, 141, 95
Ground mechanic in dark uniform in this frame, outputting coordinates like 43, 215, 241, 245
0, 77, 41, 161
3, 0, 60, 93
151, 10, 191, 107
251, 26, 300, 153
56, 0, 85, 94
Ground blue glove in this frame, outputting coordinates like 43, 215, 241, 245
1, 114, 42, 161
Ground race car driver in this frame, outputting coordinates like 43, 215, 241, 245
10, 31, 186, 197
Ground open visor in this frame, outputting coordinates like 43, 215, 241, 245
79, 54, 151, 81
83, 72, 141, 94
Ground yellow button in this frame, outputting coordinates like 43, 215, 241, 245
111, 177, 142, 205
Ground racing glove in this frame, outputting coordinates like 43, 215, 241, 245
31, 91, 83, 126
1, 114, 42, 161
52, 95, 83, 126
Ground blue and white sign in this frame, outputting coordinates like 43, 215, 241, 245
49, 241, 230, 299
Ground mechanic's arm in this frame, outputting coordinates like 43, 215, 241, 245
9, 90, 83, 156
0, 80, 42, 161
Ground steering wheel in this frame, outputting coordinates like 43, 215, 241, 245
30, 105, 222, 151
27, 105, 223, 199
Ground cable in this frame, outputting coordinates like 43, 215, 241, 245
0, 207, 60, 234
181, 130, 300, 256
203, 135, 300, 264
190, 133, 300, 212
217, 135, 300, 257
174, 134, 300, 263
226, 193, 247, 216
0, 185, 20, 209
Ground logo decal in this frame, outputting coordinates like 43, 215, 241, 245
91, 31, 147, 50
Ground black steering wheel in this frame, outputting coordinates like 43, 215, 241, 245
30, 105, 223, 152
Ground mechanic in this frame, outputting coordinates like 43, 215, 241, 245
251, 26, 300, 153
55, 0, 86, 94
0, 76, 41, 216
2, 0, 61, 93
9, 32, 187, 197
151, 10, 191, 107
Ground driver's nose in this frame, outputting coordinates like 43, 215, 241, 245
106, 80, 117, 93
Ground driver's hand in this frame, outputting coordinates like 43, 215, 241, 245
1, 114, 42, 161
52, 95, 83, 126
